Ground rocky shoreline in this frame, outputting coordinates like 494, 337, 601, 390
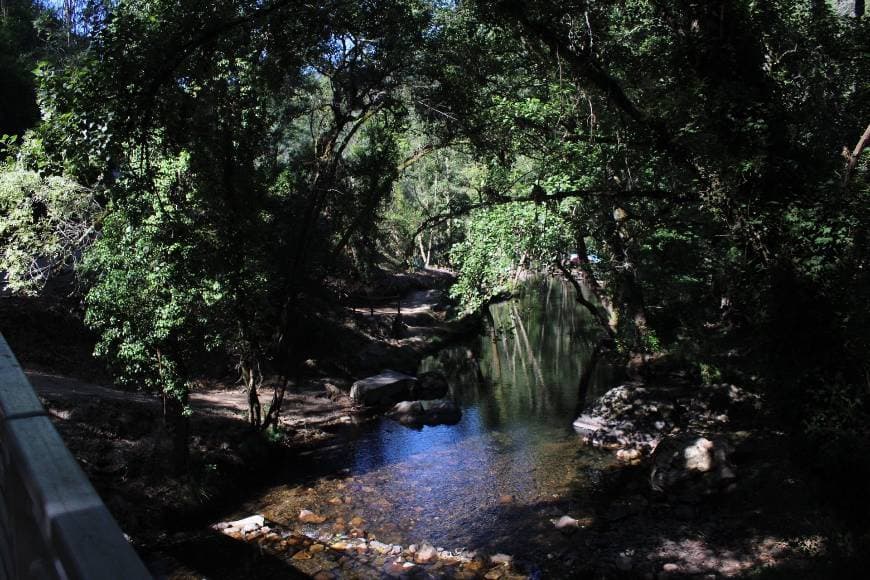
206, 514, 527, 580
573, 355, 762, 501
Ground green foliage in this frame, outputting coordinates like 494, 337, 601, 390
0, 162, 98, 293
0, 0, 43, 138
450, 202, 571, 312
82, 153, 213, 402
698, 362, 723, 385
5, 0, 869, 485
20, 0, 435, 443
382, 137, 479, 268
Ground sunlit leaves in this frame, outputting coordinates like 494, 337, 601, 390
0, 163, 99, 294
450, 202, 572, 312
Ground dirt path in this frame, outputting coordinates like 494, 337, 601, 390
29, 370, 253, 417
26, 273, 458, 435
29, 369, 357, 429
355, 288, 444, 316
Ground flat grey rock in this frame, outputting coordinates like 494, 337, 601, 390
349, 370, 417, 406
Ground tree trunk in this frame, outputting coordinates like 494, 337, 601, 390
261, 377, 288, 431
573, 232, 618, 331
603, 205, 651, 349
843, 122, 870, 187
418, 234, 431, 267
241, 357, 262, 428
553, 259, 615, 340
165, 392, 189, 475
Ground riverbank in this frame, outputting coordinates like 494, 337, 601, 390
3, 274, 865, 579
196, 279, 863, 580
1, 267, 484, 574
564, 355, 856, 578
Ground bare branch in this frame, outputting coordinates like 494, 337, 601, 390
843, 122, 870, 187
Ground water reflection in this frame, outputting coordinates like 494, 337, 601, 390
423, 276, 613, 428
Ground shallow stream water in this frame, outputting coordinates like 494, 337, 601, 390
250, 278, 619, 572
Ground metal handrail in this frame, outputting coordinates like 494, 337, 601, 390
0, 334, 150, 579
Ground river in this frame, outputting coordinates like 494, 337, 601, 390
239, 277, 618, 575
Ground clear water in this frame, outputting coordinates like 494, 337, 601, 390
253, 277, 617, 569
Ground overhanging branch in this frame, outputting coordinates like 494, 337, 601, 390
413, 187, 674, 237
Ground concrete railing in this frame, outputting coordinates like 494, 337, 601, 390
0, 334, 150, 579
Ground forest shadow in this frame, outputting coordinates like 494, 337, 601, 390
144, 527, 311, 580
450, 434, 864, 579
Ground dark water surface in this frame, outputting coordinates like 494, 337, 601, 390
252, 278, 618, 565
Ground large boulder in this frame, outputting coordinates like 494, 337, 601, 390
650, 434, 736, 499
410, 370, 450, 400
349, 370, 417, 406
389, 398, 462, 427
683, 382, 762, 430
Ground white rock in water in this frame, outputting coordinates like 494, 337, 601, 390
650, 433, 737, 495
415, 543, 438, 563
683, 437, 714, 472
225, 515, 264, 531
553, 515, 580, 533
490, 553, 512, 565
573, 414, 606, 434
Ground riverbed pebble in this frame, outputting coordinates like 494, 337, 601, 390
299, 509, 327, 524
490, 553, 512, 565
553, 515, 580, 533
415, 543, 438, 563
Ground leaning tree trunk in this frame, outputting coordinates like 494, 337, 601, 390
573, 232, 617, 331
554, 259, 615, 341
261, 377, 289, 431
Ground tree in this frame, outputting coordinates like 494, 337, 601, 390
0, 0, 42, 139
17, 0, 432, 464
